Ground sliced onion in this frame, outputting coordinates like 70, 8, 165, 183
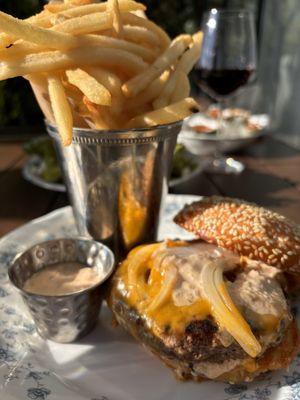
146, 264, 177, 313
200, 260, 262, 358
127, 243, 162, 291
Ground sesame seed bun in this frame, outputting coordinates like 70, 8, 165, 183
174, 196, 300, 280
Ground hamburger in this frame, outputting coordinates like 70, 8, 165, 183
109, 197, 299, 383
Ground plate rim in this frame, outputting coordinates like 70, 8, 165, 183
22, 156, 66, 193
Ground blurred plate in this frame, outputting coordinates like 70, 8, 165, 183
22, 156, 66, 193
179, 113, 269, 156
23, 154, 202, 192
169, 161, 202, 188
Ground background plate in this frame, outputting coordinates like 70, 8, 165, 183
0, 194, 299, 400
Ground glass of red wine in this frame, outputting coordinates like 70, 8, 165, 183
194, 9, 257, 174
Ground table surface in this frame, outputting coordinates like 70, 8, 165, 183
1, 134, 300, 238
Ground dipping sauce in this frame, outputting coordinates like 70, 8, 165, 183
23, 262, 102, 296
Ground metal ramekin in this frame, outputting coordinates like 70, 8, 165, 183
8, 238, 115, 343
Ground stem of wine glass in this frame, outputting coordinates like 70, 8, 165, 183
214, 99, 225, 159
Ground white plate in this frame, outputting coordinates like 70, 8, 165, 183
179, 114, 269, 156
0, 194, 299, 400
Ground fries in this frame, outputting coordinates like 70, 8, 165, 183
0, 11, 78, 50
153, 32, 202, 109
122, 35, 192, 98
0, 47, 147, 80
45, 0, 145, 16
66, 69, 112, 106
127, 98, 200, 128
0, 0, 202, 145
86, 67, 123, 113
124, 69, 171, 111
108, 0, 124, 37
170, 71, 191, 103
0, 35, 156, 63
122, 12, 171, 49
48, 74, 73, 146
52, 12, 112, 35
127, 97, 199, 128
121, 25, 160, 47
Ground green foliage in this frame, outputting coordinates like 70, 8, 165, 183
144, 0, 201, 36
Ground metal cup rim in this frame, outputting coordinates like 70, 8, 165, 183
8, 237, 115, 299
45, 119, 183, 135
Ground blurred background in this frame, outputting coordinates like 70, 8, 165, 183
1, 0, 300, 148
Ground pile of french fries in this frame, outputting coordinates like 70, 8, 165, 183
0, 0, 202, 145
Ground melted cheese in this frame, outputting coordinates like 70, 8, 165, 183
115, 241, 236, 334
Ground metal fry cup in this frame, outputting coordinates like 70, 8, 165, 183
47, 121, 181, 259
8, 238, 115, 343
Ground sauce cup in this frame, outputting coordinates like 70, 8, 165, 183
8, 238, 115, 343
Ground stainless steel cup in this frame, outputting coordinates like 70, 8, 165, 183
47, 122, 181, 259
8, 238, 115, 343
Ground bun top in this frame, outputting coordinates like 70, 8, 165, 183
174, 196, 300, 275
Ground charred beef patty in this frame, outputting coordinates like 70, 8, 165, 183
109, 240, 298, 382
111, 297, 298, 383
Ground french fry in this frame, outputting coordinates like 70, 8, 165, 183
122, 35, 192, 98
58, 0, 146, 18
177, 31, 203, 74
0, 35, 156, 63
45, 3, 73, 13
0, 10, 78, 50
0, 47, 148, 80
46, 0, 145, 16
124, 69, 171, 111
84, 97, 119, 129
0, 12, 58, 49
153, 32, 202, 108
152, 70, 178, 109
26, 73, 55, 123
64, 0, 94, 5
170, 71, 190, 103
0, 41, 44, 61
52, 12, 112, 35
79, 35, 156, 62
48, 74, 73, 146
86, 67, 122, 97
121, 13, 171, 49
86, 67, 123, 114
121, 26, 160, 47
126, 97, 200, 128
108, 0, 124, 37
66, 68, 112, 106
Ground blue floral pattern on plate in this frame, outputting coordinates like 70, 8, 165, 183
0, 196, 299, 400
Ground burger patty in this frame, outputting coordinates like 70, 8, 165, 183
112, 298, 246, 364
112, 297, 298, 382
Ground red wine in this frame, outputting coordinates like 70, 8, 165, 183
194, 68, 254, 98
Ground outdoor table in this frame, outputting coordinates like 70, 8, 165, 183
0, 134, 299, 238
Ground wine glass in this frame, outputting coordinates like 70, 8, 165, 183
193, 9, 257, 174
